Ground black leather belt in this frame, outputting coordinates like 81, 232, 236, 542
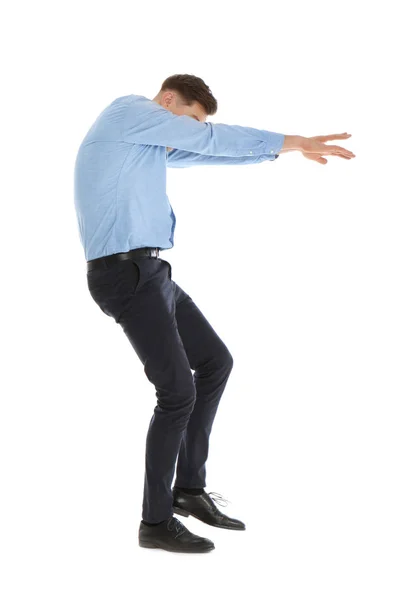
87, 247, 160, 272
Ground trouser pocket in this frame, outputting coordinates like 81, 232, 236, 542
87, 259, 142, 319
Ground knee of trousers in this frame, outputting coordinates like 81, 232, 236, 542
155, 382, 197, 415
224, 350, 234, 372
211, 349, 234, 374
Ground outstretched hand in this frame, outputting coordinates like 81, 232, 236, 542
301, 133, 355, 164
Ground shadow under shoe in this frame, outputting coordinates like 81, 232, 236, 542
138, 516, 215, 553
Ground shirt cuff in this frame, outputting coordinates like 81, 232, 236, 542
263, 132, 285, 157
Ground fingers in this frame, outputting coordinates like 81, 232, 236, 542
326, 144, 355, 158
313, 132, 352, 142
304, 153, 351, 164
303, 146, 354, 163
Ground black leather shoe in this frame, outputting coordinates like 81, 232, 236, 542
138, 516, 215, 553
172, 489, 246, 530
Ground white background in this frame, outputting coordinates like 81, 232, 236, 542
1, 0, 402, 598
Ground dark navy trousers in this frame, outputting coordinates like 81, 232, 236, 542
86, 252, 233, 523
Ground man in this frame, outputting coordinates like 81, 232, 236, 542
74, 74, 355, 554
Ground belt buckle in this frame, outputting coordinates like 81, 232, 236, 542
151, 248, 159, 258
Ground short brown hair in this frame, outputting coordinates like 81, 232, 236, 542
159, 74, 218, 116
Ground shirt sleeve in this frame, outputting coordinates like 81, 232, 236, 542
166, 148, 280, 168
122, 95, 284, 158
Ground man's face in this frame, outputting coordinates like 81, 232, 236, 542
159, 92, 207, 152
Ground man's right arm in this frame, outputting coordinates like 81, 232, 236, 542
122, 95, 285, 158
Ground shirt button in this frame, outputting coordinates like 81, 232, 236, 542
250, 151, 253, 154
270, 150, 274, 153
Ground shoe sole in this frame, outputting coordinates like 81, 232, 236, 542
172, 506, 191, 518
173, 506, 246, 530
139, 539, 215, 553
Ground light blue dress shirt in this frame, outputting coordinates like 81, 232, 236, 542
74, 94, 284, 261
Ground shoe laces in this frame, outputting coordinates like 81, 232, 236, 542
208, 491, 231, 508
167, 516, 186, 537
